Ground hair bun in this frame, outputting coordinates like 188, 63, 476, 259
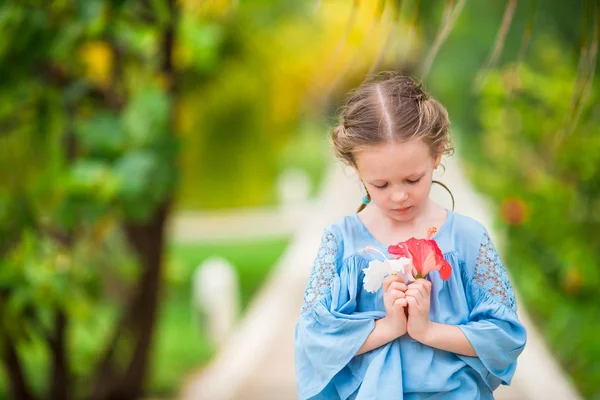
404, 79, 428, 102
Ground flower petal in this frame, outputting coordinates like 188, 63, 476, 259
388, 244, 411, 258
391, 238, 452, 280
439, 261, 452, 280
387, 258, 415, 282
362, 260, 392, 292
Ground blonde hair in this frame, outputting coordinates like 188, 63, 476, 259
330, 73, 455, 212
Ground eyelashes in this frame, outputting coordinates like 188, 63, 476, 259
373, 178, 421, 189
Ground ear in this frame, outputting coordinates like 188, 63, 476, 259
433, 154, 442, 169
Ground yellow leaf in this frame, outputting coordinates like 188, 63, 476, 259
79, 41, 113, 88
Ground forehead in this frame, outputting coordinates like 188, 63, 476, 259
354, 139, 433, 179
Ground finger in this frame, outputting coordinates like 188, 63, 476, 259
389, 281, 408, 292
405, 289, 424, 302
383, 275, 402, 292
407, 281, 421, 290
386, 289, 406, 300
394, 297, 408, 307
411, 284, 429, 300
406, 283, 424, 298
406, 295, 419, 309
416, 278, 432, 293
406, 294, 421, 307
419, 281, 432, 298
408, 282, 428, 300
426, 280, 432, 294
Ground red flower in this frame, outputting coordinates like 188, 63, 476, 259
388, 234, 452, 281
388, 243, 411, 259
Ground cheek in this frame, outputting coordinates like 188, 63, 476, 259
370, 191, 386, 204
416, 181, 433, 199
370, 189, 392, 205
406, 183, 429, 203
417, 183, 429, 196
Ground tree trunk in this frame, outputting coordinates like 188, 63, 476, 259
110, 200, 170, 399
2, 338, 36, 400
91, 1, 177, 397
49, 311, 70, 400
107, 0, 177, 395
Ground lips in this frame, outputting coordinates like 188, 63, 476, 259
393, 206, 412, 213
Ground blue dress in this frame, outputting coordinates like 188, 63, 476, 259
294, 210, 527, 400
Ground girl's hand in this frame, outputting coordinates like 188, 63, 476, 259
381, 275, 408, 338
405, 278, 433, 342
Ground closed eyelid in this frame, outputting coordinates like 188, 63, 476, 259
371, 179, 421, 189
373, 173, 425, 182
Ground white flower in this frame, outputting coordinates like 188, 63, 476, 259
387, 257, 415, 282
363, 257, 416, 293
362, 260, 391, 293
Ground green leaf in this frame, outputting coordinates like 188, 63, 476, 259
150, 0, 171, 27
122, 88, 170, 148
76, 111, 125, 157
178, 17, 223, 72
68, 159, 119, 202
113, 150, 156, 199
113, 150, 160, 220
7, 288, 32, 317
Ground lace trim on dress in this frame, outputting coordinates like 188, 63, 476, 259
301, 230, 338, 314
473, 232, 517, 312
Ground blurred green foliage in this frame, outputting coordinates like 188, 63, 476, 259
422, 3, 599, 395
467, 45, 600, 397
0, 236, 289, 398
0, 0, 180, 397
2, 0, 597, 397
0, 0, 398, 397
174, 0, 404, 209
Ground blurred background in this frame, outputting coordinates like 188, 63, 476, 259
0, 0, 598, 399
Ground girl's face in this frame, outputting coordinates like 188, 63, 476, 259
354, 139, 441, 223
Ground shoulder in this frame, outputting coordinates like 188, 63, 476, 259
447, 212, 505, 277
449, 212, 488, 249
443, 211, 493, 266
322, 214, 362, 248
324, 214, 359, 237
317, 214, 370, 268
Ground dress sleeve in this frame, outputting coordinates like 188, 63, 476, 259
457, 229, 527, 390
294, 229, 382, 400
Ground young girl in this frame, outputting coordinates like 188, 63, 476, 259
294, 74, 526, 399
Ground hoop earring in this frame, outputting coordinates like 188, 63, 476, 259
432, 180, 455, 211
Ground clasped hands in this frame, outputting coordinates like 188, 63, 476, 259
381, 275, 432, 342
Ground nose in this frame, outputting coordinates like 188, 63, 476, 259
391, 191, 408, 203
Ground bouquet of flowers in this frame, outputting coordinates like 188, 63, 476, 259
362, 227, 452, 293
